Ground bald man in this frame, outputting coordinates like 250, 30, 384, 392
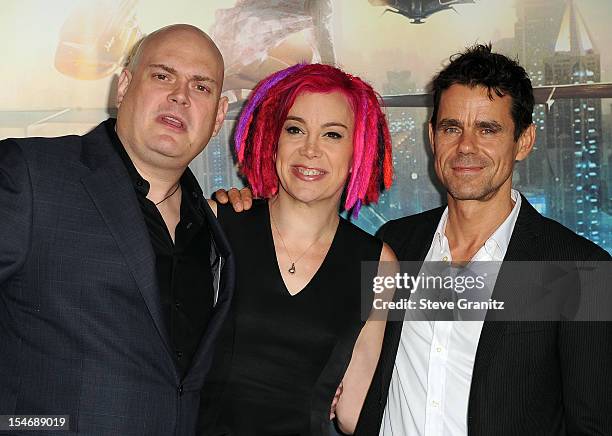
0, 24, 234, 435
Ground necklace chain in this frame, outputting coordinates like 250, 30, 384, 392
154, 184, 180, 206
269, 210, 328, 275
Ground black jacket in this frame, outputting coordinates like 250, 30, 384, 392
0, 121, 235, 435
355, 196, 612, 436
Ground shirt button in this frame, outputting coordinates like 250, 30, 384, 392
175, 301, 182, 310
178, 385, 184, 396
176, 351, 183, 359
186, 222, 193, 230
436, 347, 442, 353
442, 256, 449, 262
431, 400, 439, 408
136, 180, 143, 187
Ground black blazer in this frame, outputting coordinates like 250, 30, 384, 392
355, 197, 612, 436
0, 121, 234, 435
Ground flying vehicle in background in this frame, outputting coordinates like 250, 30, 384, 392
369, 0, 475, 24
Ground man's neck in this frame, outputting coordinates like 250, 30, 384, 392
115, 124, 184, 204
132, 161, 183, 204
445, 188, 515, 262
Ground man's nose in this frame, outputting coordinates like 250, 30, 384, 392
457, 130, 476, 154
168, 81, 190, 107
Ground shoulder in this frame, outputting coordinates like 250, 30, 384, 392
0, 128, 107, 197
340, 218, 397, 261
535, 215, 610, 260
340, 218, 384, 259
0, 139, 38, 190
376, 207, 444, 252
1, 138, 26, 163
4, 133, 84, 155
515, 196, 610, 260
341, 217, 379, 242
0, 139, 31, 193
216, 198, 268, 229
378, 207, 444, 238
2, 131, 93, 176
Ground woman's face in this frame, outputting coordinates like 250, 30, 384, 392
275, 91, 355, 207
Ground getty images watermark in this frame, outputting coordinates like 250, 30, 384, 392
360, 261, 612, 322
372, 270, 504, 311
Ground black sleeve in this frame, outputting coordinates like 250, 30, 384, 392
375, 221, 389, 241
0, 139, 32, 285
558, 321, 612, 434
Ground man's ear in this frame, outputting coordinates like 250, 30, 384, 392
515, 123, 536, 161
212, 96, 229, 137
428, 122, 436, 154
116, 69, 132, 108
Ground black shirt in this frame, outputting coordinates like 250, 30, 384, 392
105, 119, 214, 376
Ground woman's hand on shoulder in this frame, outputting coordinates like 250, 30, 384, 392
212, 187, 254, 212
207, 187, 254, 217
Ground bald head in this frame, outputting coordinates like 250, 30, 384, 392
126, 24, 224, 84
115, 23, 229, 172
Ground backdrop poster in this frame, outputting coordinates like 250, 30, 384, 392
1, 0, 610, 253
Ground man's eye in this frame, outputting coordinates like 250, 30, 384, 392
324, 131, 342, 139
195, 84, 211, 93
153, 73, 168, 81
286, 126, 303, 134
481, 128, 495, 135
444, 127, 460, 134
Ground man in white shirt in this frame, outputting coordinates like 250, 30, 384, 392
355, 44, 612, 436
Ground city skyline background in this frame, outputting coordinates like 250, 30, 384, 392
1, 0, 610, 253
195, 0, 612, 254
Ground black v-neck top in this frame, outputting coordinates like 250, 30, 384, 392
200, 201, 382, 435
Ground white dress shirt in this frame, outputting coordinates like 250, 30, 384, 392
380, 190, 522, 436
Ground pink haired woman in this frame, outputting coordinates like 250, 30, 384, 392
200, 63, 397, 435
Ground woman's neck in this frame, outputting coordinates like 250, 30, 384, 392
268, 193, 340, 241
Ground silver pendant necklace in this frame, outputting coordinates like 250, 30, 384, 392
270, 210, 327, 275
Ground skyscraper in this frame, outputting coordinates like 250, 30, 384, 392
513, 0, 565, 189
544, 0, 602, 245
190, 120, 242, 195
603, 104, 612, 216
515, 0, 566, 87
351, 71, 435, 233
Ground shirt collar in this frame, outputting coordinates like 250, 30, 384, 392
486, 189, 521, 260
105, 118, 150, 196
104, 118, 203, 200
431, 189, 522, 261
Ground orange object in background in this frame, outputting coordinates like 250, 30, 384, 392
55, 0, 142, 80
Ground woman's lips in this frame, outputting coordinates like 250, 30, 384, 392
291, 165, 327, 181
